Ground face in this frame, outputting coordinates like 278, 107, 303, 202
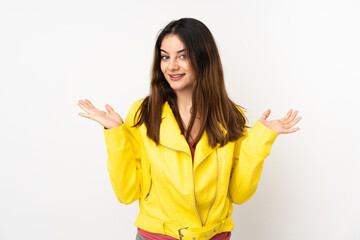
160, 34, 196, 95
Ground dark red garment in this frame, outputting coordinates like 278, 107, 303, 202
189, 136, 197, 160
137, 138, 231, 239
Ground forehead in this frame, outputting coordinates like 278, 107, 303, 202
160, 34, 186, 52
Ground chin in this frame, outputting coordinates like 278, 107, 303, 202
166, 79, 193, 93
168, 82, 184, 91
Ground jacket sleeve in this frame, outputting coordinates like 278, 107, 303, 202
103, 102, 142, 205
228, 120, 279, 204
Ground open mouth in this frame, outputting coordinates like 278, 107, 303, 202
169, 73, 185, 80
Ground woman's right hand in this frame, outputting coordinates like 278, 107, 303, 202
77, 99, 123, 129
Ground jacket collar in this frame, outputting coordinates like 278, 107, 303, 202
159, 101, 219, 169
159, 101, 190, 155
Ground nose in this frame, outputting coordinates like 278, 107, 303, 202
168, 58, 179, 71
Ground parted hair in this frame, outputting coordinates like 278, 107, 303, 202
134, 17, 248, 147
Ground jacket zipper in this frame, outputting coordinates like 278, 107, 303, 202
160, 143, 204, 227
145, 164, 152, 201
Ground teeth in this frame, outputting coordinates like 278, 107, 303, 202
172, 74, 183, 77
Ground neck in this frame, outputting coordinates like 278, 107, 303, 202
175, 89, 193, 113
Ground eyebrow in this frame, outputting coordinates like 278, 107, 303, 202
160, 49, 187, 54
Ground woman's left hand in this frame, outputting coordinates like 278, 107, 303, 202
258, 109, 302, 134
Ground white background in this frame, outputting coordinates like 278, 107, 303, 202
0, 0, 359, 239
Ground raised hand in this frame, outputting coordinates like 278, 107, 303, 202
77, 99, 123, 129
258, 109, 302, 134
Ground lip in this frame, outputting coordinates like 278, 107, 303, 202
169, 73, 185, 81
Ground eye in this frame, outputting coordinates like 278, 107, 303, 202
180, 54, 187, 59
161, 55, 169, 60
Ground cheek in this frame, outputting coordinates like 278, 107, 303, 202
189, 71, 196, 83
185, 66, 195, 78
183, 61, 194, 73
160, 63, 167, 75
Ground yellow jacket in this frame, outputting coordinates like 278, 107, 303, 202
103, 99, 279, 240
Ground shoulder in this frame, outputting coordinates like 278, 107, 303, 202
132, 98, 146, 109
233, 103, 247, 119
232, 103, 248, 134
125, 98, 147, 125
128, 98, 148, 114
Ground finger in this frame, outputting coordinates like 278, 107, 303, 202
78, 112, 94, 119
79, 99, 93, 109
283, 110, 299, 124
287, 127, 300, 133
259, 109, 271, 121
85, 99, 95, 108
280, 109, 292, 122
77, 101, 92, 113
105, 104, 114, 113
288, 116, 302, 128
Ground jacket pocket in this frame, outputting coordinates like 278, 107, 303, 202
144, 164, 152, 201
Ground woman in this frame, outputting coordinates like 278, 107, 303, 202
77, 18, 301, 240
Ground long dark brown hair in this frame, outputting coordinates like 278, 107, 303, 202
134, 18, 248, 147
